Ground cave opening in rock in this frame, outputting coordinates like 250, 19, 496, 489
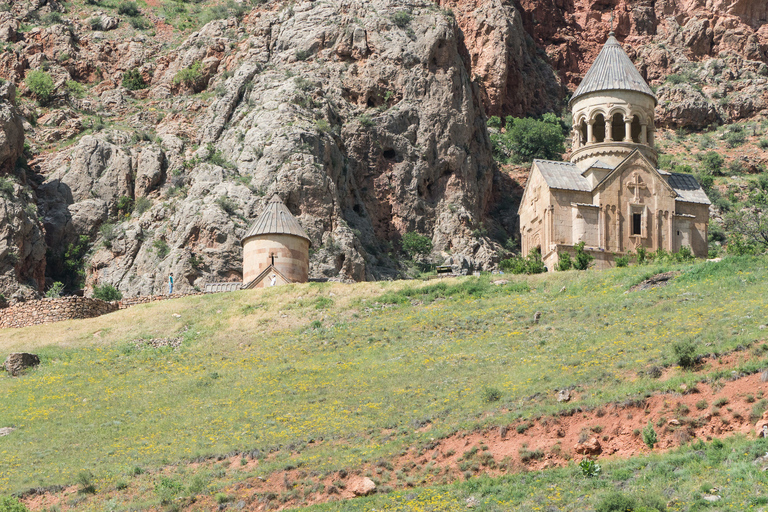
382, 149, 397, 160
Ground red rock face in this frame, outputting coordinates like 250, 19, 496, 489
442, 0, 768, 117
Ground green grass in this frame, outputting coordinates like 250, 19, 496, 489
1, 256, 767, 507
298, 435, 768, 511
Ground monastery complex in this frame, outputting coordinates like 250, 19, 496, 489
519, 34, 710, 270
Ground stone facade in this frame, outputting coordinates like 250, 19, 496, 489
0, 296, 119, 329
240, 195, 311, 288
242, 234, 310, 285
0, 292, 205, 329
519, 34, 710, 270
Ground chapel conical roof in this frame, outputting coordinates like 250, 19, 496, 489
570, 34, 657, 106
242, 195, 310, 243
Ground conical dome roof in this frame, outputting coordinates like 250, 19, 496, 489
570, 34, 656, 106
242, 195, 310, 244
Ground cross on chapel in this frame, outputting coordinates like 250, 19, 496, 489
627, 173, 647, 202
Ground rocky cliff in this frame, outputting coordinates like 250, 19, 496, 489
0, 0, 766, 298
3, 0, 501, 297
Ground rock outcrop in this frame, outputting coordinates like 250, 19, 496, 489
0, 83, 45, 299
29, 0, 499, 295
3, 352, 40, 376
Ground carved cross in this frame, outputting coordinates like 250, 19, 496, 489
627, 173, 647, 202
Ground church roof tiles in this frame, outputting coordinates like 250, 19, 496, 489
534, 160, 591, 192
570, 35, 657, 106
533, 158, 710, 205
242, 195, 310, 243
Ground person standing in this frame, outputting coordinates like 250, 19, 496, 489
168, 272, 174, 294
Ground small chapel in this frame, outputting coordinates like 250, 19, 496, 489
204, 195, 310, 292
518, 32, 710, 270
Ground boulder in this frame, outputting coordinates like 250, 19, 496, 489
557, 389, 571, 402
573, 437, 602, 456
348, 476, 376, 496
3, 353, 40, 376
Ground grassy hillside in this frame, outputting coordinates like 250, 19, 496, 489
1, 256, 768, 510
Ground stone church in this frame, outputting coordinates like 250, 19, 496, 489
518, 33, 710, 270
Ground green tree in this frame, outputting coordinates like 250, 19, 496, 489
122, 69, 147, 90
700, 151, 723, 175
491, 114, 565, 163
25, 70, 55, 104
557, 252, 572, 271
401, 232, 433, 259
93, 284, 122, 301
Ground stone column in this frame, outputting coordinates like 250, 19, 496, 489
624, 117, 632, 142
587, 121, 594, 144
648, 128, 655, 148
641, 124, 648, 145
606, 120, 613, 142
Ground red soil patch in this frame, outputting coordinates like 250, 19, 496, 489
19, 355, 768, 511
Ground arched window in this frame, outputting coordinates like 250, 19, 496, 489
579, 120, 587, 146
631, 115, 642, 143
593, 114, 606, 143
611, 113, 626, 142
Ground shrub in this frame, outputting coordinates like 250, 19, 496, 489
557, 252, 572, 271
100, 222, 118, 248
700, 151, 724, 175
45, 281, 65, 298
93, 284, 122, 301
500, 249, 546, 275
122, 69, 147, 90
152, 239, 170, 259
614, 254, 629, 267
88, 16, 104, 30
673, 339, 696, 369
117, 1, 140, 15
116, 195, 133, 215
518, 444, 544, 462
491, 114, 565, 163
696, 399, 708, 410
134, 196, 151, 215
359, 115, 374, 127
25, 70, 55, 104
481, 386, 501, 403
0, 496, 30, 512
66, 80, 86, 98
216, 196, 237, 215
642, 422, 657, 449
0, 177, 14, 197
759, 139, 768, 149
573, 241, 594, 270
725, 130, 746, 148
401, 231, 433, 258
665, 73, 686, 85
173, 61, 203, 88
76, 470, 96, 494
578, 458, 601, 477
391, 10, 412, 28
42, 11, 63, 25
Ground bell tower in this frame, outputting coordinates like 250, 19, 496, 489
569, 33, 658, 172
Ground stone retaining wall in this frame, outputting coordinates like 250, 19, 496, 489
117, 292, 204, 309
0, 292, 206, 329
0, 297, 119, 329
